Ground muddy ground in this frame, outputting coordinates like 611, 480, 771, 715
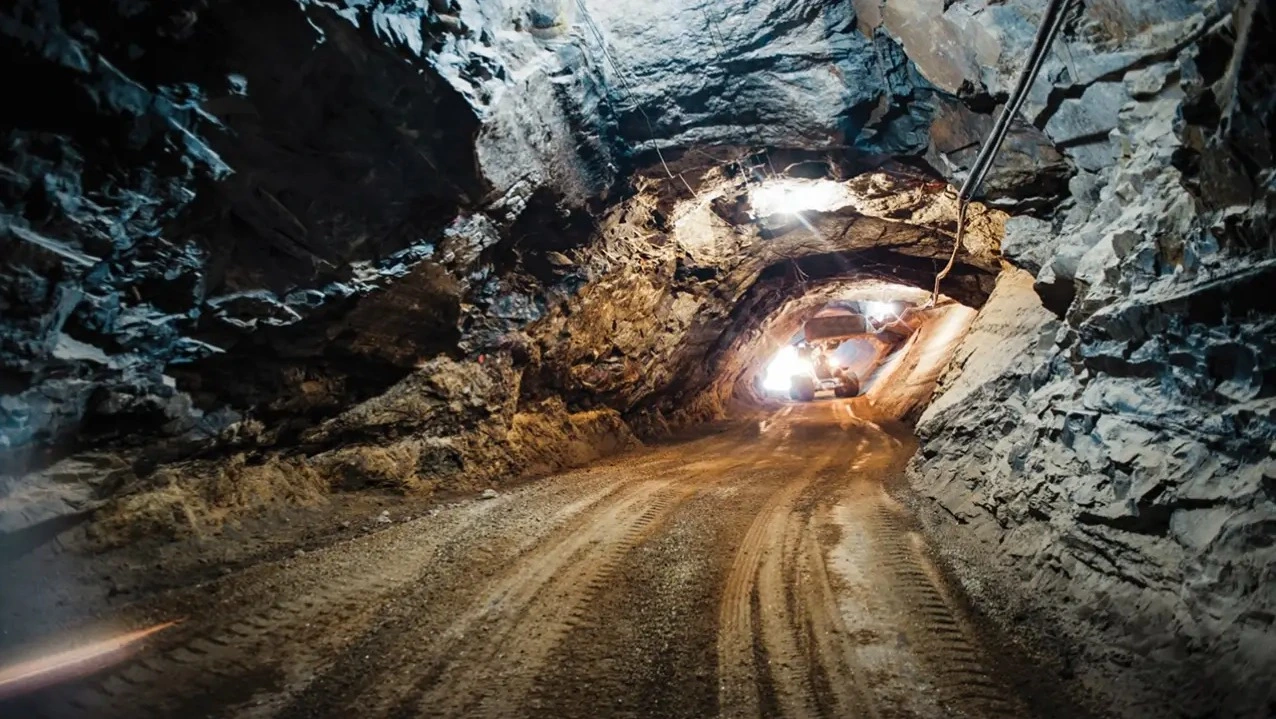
0, 399, 1095, 718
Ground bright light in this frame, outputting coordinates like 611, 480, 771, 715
0, 621, 179, 701
864, 301, 897, 323
762, 345, 812, 392
750, 179, 850, 217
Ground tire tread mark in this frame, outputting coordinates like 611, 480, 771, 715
867, 502, 1028, 718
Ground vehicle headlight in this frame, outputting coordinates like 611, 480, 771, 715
762, 347, 811, 392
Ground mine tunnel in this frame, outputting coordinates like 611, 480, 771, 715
0, 1, 1273, 718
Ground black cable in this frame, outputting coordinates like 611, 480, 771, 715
930, 0, 1073, 307
959, 0, 1071, 201
966, 5, 1071, 197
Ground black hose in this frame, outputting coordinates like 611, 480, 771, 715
930, 0, 1073, 306
959, 0, 1071, 201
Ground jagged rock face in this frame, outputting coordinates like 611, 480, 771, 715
10, 165, 991, 544
0, 0, 938, 475
491, 169, 1001, 427
1, 0, 979, 537
898, 1, 1276, 716
925, 94, 1072, 210
581, 0, 934, 153
0, 0, 505, 468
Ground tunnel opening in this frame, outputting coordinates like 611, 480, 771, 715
720, 276, 977, 424
758, 295, 937, 402
748, 178, 852, 218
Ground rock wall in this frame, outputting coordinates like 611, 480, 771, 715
2, 0, 966, 540
905, 2, 1276, 716
9, 161, 991, 546
0, 0, 614, 469
861, 301, 976, 421
0, 0, 636, 540
581, 0, 934, 153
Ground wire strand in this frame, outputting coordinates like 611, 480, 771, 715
698, 5, 779, 182
574, 0, 683, 185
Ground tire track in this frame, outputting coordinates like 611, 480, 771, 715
519, 433, 793, 719
716, 415, 862, 719
3, 405, 1045, 719
309, 432, 784, 719
778, 426, 902, 719
13, 497, 525, 719
866, 497, 1028, 719
794, 523, 880, 719
10, 440, 705, 719
717, 404, 930, 719
415, 482, 685, 719
413, 433, 792, 719
270, 481, 680, 718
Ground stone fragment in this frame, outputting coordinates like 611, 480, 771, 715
545, 251, 574, 268
1044, 82, 1131, 145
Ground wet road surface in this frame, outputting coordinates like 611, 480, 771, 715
2, 401, 1041, 719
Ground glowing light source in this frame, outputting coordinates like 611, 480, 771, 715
864, 301, 897, 323
0, 621, 179, 701
750, 179, 849, 217
762, 345, 812, 393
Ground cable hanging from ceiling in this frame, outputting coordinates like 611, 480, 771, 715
698, 6, 780, 186
928, 0, 1073, 307
572, 0, 700, 199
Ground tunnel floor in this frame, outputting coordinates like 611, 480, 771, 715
3, 401, 1073, 719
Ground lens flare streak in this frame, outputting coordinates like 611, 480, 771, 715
0, 621, 179, 701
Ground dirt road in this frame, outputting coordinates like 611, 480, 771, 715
1, 401, 1051, 719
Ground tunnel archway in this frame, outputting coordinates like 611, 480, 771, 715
620, 161, 1000, 428
683, 270, 979, 425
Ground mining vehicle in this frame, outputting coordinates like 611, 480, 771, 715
787, 315, 869, 402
